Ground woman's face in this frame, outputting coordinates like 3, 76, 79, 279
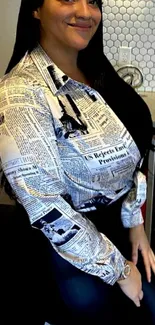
34, 0, 102, 51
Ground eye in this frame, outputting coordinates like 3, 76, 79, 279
62, 0, 75, 3
62, 0, 75, 2
88, 0, 99, 6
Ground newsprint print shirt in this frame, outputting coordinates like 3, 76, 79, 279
0, 45, 146, 284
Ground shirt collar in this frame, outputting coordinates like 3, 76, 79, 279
30, 44, 71, 95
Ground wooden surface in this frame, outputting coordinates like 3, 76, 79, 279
139, 91, 155, 122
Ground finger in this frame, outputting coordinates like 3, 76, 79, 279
132, 243, 139, 265
149, 250, 155, 274
150, 248, 155, 261
150, 248, 155, 263
141, 250, 151, 282
134, 298, 140, 307
139, 290, 144, 300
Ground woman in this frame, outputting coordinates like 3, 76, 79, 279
0, 0, 155, 324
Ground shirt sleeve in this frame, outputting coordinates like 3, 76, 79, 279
0, 81, 125, 285
121, 170, 146, 228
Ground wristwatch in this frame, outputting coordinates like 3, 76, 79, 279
118, 260, 131, 281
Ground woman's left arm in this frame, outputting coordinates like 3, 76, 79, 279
121, 170, 155, 282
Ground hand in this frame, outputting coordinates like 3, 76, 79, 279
129, 224, 155, 282
117, 261, 143, 307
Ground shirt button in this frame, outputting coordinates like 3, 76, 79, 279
63, 75, 68, 82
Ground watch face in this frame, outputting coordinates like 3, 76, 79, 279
124, 264, 131, 277
118, 262, 131, 281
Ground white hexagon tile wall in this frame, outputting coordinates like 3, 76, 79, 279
102, 0, 155, 91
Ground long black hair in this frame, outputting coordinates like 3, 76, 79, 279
2, 0, 104, 199
6, 0, 44, 73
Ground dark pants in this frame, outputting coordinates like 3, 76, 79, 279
1, 202, 155, 324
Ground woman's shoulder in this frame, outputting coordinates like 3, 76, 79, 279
0, 52, 45, 92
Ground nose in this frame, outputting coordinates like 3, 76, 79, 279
75, 0, 92, 19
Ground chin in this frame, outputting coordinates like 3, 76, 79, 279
73, 40, 91, 51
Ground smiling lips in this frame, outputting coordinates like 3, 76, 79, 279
68, 23, 92, 29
